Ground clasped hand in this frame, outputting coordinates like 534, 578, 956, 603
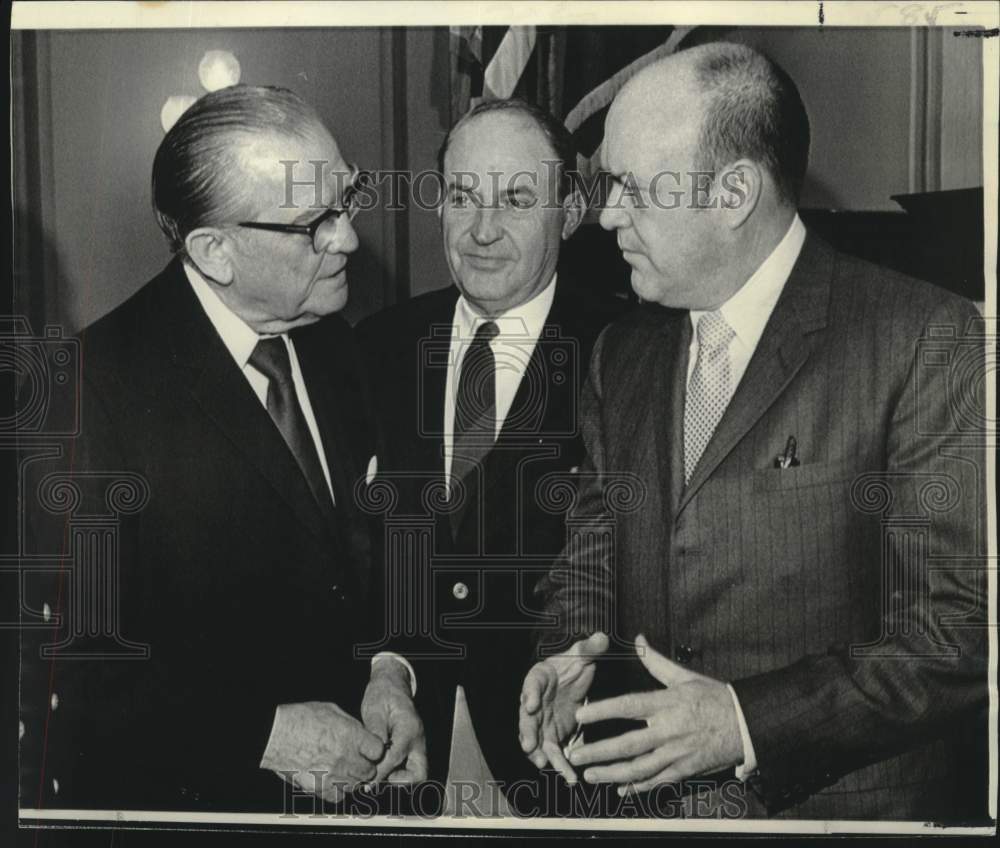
360, 659, 428, 786
260, 701, 387, 802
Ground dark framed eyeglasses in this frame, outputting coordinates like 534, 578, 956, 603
237, 166, 372, 251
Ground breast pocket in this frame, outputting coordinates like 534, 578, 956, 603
751, 461, 861, 493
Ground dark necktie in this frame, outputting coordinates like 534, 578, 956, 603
249, 337, 335, 515
451, 321, 499, 527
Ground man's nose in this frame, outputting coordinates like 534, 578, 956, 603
318, 214, 359, 255
470, 206, 503, 244
599, 182, 627, 231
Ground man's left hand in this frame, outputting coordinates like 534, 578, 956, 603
361, 659, 428, 786
568, 634, 743, 794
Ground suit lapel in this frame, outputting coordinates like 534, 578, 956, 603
499, 286, 574, 440
292, 325, 355, 511
410, 292, 460, 542
159, 261, 336, 545
655, 312, 691, 517
421, 319, 452, 480
678, 235, 833, 514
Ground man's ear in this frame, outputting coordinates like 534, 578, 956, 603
560, 189, 586, 240
718, 160, 763, 230
185, 227, 235, 285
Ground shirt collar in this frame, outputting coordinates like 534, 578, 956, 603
454, 272, 558, 343
691, 214, 806, 349
184, 261, 270, 369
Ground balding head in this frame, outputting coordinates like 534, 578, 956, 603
613, 42, 810, 206
599, 42, 808, 310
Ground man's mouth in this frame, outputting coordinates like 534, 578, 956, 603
318, 263, 347, 281
462, 254, 509, 270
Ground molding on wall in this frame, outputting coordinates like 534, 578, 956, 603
909, 27, 942, 194
12, 31, 60, 330
379, 27, 410, 309
909, 27, 983, 196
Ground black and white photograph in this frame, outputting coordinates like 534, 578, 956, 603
4, 0, 998, 842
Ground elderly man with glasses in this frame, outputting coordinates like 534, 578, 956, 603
20, 85, 401, 813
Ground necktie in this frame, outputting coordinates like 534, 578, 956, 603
451, 320, 499, 511
683, 310, 735, 485
249, 337, 334, 514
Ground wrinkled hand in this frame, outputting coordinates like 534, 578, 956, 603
568, 634, 743, 794
361, 659, 427, 786
518, 631, 609, 784
260, 701, 386, 802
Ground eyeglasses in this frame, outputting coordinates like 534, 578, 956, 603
237, 166, 372, 251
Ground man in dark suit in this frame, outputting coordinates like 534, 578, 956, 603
19, 85, 395, 812
520, 43, 987, 820
356, 99, 624, 805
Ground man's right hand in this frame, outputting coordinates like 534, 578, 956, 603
518, 631, 609, 784
259, 701, 386, 802
361, 658, 427, 786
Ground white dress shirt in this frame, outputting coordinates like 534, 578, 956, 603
443, 272, 558, 487
684, 214, 807, 780
184, 262, 335, 503
687, 214, 807, 388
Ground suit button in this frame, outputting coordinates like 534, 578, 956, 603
675, 644, 695, 664
452, 582, 469, 601
330, 584, 347, 602
52, 778, 60, 795
50, 693, 59, 711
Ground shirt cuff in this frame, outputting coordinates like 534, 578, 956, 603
727, 683, 758, 780
371, 651, 417, 697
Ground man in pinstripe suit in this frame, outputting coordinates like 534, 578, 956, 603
519, 42, 987, 820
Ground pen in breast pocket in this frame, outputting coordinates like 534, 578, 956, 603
777, 435, 798, 469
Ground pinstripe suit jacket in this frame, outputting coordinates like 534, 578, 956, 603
538, 234, 987, 820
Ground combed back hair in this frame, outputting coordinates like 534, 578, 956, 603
437, 98, 576, 201
689, 42, 810, 206
152, 85, 326, 253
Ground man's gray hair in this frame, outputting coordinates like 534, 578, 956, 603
151, 85, 326, 253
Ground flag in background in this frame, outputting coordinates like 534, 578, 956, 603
449, 25, 698, 178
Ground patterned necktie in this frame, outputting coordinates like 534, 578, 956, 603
249, 337, 334, 513
451, 320, 499, 506
683, 310, 735, 485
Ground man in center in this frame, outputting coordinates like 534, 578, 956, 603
357, 99, 623, 802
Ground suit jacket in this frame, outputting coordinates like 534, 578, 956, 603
20, 258, 379, 812
356, 277, 625, 790
538, 234, 987, 821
